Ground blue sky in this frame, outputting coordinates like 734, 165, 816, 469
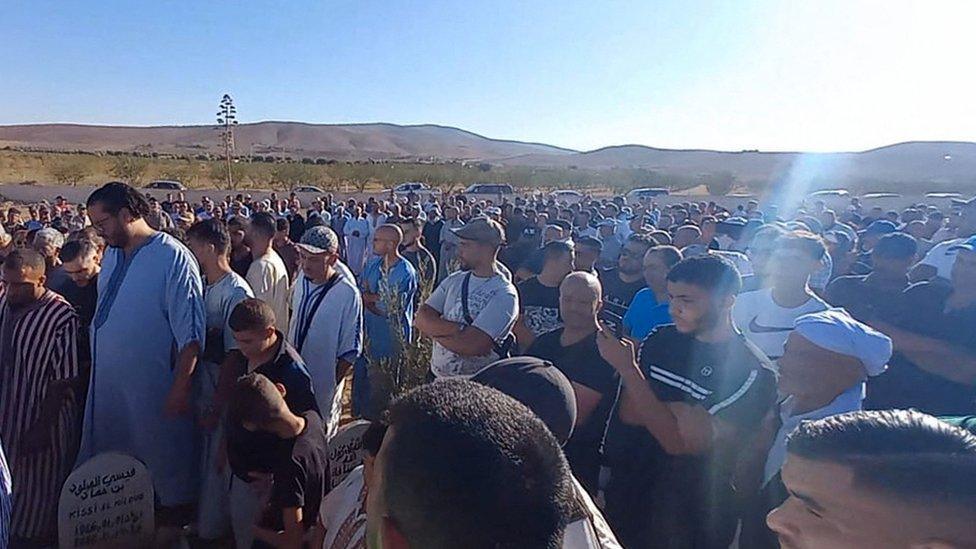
2, 0, 974, 152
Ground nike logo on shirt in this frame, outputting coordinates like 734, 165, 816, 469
748, 316, 794, 334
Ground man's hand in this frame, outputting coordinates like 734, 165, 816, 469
596, 322, 638, 374
670, 402, 714, 453
164, 380, 192, 417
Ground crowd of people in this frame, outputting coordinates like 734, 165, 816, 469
0, 181, 974, 548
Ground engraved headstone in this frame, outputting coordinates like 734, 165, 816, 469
58, 452, 154, 549
327, 419, 370, 492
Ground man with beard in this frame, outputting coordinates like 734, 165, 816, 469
598, 255, 776, 548
416, 218, 518, 378
598, 233, 654, 337
76, 182, 205, 533
397, 217, 436, 302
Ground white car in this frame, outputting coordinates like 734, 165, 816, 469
626, 187, 670, 204
146, 180, 186, 191
463, 183, 514, 204
390, 182, 441, 201
808, 189, 850, 198
293, 185, 325, 194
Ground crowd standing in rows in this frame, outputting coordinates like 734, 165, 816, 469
0, 182, 974, 548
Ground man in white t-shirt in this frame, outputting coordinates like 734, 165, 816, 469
416, 217, 518, 378
246, 212, 291, 332
289, 226, 363, 434
910, 196, 976, 282
733, 230, 830, 362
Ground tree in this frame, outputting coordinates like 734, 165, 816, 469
159, 163, 199, 187
271, 163, 315, 191
109, 156, 149, 185
48, 156, 92, 186
216, 94, 239, 189
704, 171, 736, 196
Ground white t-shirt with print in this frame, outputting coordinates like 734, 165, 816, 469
426, 269, 519, 378
732, 288, 829, 362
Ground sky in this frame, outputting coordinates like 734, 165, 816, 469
2, 0, 975, 152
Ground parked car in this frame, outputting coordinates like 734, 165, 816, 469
293, 185, 325, 194
389, 181, 441, 201
145, 180, 186, 191
626, 187, 670, 203
807, 189, 850, 198
861, 192, 902, 200
463, 183, 515, 204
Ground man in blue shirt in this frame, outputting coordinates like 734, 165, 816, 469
357, 224, 417, 416
623, 245, 683, 341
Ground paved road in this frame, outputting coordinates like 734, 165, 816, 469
0, 183, 368, 205
0, 183, 959, 214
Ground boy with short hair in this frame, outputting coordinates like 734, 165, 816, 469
226, 299, 318, 548
229, 373, 328, 549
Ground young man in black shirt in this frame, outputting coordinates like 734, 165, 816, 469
397, 216, 437, 302
598, 255, 777, 548
229, 373, 328, 549
866, 235, 976, 415
527, 271, 619, 494
513, 240, 575, 351
598, 233, 654, 336
226, 299, 318, 548
825, 232, 916, 322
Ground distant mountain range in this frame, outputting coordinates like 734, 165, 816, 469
1, 122, 974, 187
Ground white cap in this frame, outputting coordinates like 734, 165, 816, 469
793, 308, 892, 376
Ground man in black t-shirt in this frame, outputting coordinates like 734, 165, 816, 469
826, 232, 916, 322
398, 217, 437, 302
598, 255, 776, 548
527, 272, 619, 493
230, 373, 328, 549
598, 233, 654, 336
866, 235, 976, 415
513, 240, 574, 351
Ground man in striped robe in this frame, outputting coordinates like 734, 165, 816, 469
0, 249, 80, 545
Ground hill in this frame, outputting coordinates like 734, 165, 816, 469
0, 121, 575, 162
498, 141, 976, 188
1, 122, 975, 189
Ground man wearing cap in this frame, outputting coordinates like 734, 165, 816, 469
826, 232, 916, 322
343, 205, 371, 277
470, 357, 623, 549
740, 308, 892, 547
289, 226, 363, 433
416, 217, 518, 378
910, 196, 976, 282
867, 234, 976, 416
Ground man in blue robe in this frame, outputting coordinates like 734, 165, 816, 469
77, 183, 205, 521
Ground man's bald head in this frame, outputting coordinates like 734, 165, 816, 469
373, 224, 404, 257
559, 271, 602, 329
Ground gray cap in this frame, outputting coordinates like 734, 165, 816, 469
451, 217, 505, 246
296, 225, 339, 254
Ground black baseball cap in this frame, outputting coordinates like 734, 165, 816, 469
471, 357, 577, 446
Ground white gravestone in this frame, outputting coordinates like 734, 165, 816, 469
327, 419, 370, 492
58, 452, 155, 549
